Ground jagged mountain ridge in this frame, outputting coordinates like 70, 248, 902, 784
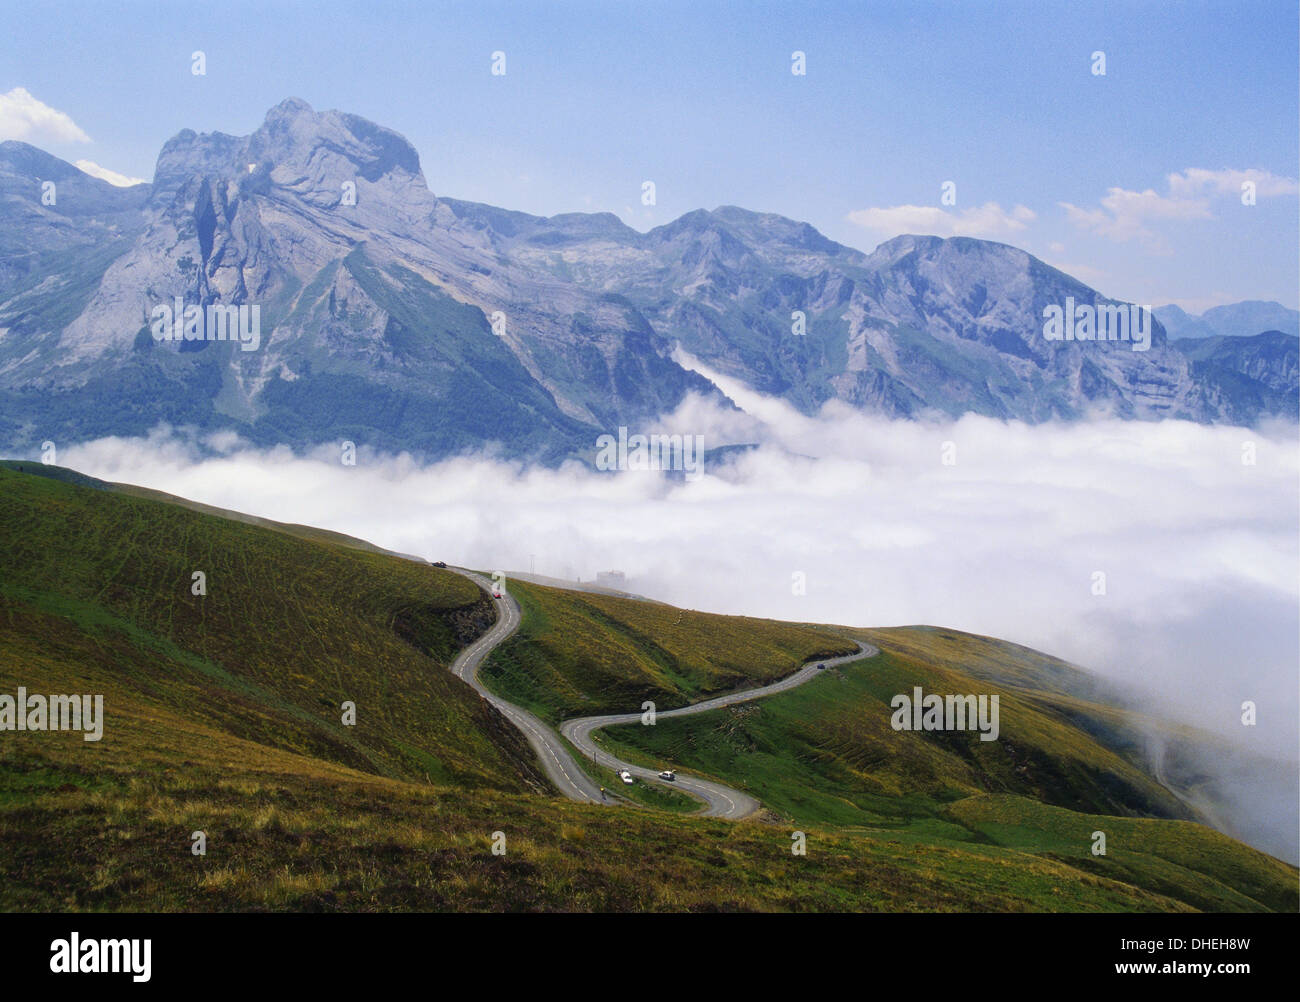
1156, 301, 1300, 341
0, 98, 1294, 461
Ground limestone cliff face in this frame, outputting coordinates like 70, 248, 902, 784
0, 99, 1293, 460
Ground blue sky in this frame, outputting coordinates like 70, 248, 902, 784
2, 0, 1296, 309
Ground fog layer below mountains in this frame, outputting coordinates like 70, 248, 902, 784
57, 363, 1298, 862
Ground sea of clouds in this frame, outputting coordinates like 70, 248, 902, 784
53, 358, 1299, 861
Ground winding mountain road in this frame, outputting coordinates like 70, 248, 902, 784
560, 641, 876, 817
449, 568, 877, 819
450, 570, 605, 805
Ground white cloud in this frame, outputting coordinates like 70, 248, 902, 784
847, 201, 1035, 240
59, 386, 1297, 757
1060, 187, 1211, 252
1061, 167, 1297, 253
74, 159, 147, 188
51, 375, 1299, 859
1168, 167, 1299, 200
0, 87, 91, 144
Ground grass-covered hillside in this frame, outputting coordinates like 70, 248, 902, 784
1, 464, 1293, 912
0, 465, 537, 790
587, 625, 1297, 912
480, 580, 856, 725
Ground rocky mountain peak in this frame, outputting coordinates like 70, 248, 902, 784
148, 99, 427, 211
249, 99, 423, 184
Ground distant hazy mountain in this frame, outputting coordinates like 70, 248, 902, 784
1, 99, 1294, 462
1156, 301, 1300, 341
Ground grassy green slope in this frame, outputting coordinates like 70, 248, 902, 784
0, 466, 539, 790
479, 580, 856, 725
592, 646, 1186, 822
5, 744, 1203, 912
948, 794, 1296, 914
1, 465, 1292, 912
578, 624, 1295, 912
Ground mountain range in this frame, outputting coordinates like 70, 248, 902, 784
1155, 301, 1299, 341
1, 98, 1295, 463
